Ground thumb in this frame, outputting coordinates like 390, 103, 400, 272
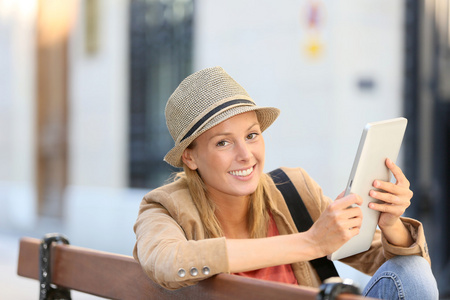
335, 190, 346, 200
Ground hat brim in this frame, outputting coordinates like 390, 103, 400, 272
164, 105, 280, 168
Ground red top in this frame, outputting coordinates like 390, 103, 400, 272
233, 214, 298, 285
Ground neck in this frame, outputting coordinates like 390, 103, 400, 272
212, 195, 250, 239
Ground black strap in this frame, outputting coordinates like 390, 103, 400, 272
269, 168, 339, 282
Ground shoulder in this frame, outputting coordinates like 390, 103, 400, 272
140, 177, 197, 221
143, 177, 190, 203
267, 167, 317, 194
266, 167, 331, 220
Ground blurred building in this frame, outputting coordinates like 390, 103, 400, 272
0, 0, 448, 297
403, 0, 450, 297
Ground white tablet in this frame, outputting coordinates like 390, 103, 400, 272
329, 117, 408, 261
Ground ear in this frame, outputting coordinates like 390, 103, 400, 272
181, 148, 198, 170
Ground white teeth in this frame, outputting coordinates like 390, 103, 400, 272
229, 167, 253, 177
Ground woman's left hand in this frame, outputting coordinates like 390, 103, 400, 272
368, 158, 413, 230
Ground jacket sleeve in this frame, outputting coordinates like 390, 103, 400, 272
133, 189, 230, 290
339, 217, 431, 275
285, 167, 431, 276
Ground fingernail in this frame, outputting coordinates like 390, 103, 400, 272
373, 180, 379, 187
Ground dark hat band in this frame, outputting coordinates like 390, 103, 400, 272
180, 99, 254, 143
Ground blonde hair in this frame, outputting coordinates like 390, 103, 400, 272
176, 165, 272, 239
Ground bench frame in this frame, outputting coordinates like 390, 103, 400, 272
17, 236, 371, 300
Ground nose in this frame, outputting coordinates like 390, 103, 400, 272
235, 140, 253, 161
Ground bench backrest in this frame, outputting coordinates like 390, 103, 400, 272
17, 237, 370, 300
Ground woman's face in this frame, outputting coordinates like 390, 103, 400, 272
182, 111, 265, 202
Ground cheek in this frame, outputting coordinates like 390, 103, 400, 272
196, 151, 227, 176
254, 140, 265, 161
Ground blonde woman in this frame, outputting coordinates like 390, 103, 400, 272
133, 67, 438, 299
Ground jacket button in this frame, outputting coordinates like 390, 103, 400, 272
190, 267, 198, 276
177, 268, 186, 278
202, 266, 210, 275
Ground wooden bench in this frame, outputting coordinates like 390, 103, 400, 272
17, 236, 373, 300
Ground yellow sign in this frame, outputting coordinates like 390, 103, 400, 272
301, 0, 325, 60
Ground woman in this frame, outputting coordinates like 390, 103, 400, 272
133, 66, 438, 299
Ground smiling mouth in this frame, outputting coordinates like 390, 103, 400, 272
229, 166, 254, 177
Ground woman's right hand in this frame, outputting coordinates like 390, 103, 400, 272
305, 192, 363, 257
226, 193, 363, 273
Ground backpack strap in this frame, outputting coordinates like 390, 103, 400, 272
269, 168, 339, 282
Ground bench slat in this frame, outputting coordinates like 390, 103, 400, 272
17, 237, 370, 300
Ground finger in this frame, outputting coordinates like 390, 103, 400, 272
339, 218, 362, 238
341, 206, 363, 220
336, 190, 346, 199
372, 180, 414, 200
369, 201, 406, 216
373, 180, 399, 194
369, 190, 402, 205
332, 194, 363, 210
386, 158, 410, 187
337, 218, 362, 233
346, 216, 363, 229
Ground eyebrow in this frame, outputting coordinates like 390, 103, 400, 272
208, 122, 261, 141
247, 122, 261, 131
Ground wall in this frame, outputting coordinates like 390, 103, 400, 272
64, 0, 136, 254
0, 1, 405, 280
68, 0, 128, 188
194, 0, 405, 198
0, 0, 38, 229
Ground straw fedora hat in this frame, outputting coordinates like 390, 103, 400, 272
164, 66, 280, 167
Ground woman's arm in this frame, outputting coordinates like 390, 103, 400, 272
226, 193, 363, 273
226, 232, 316, 272
134, 196, 230, 290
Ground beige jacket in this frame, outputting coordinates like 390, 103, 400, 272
133, 167, 430, 290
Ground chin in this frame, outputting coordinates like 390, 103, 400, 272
234, 181, 260, 196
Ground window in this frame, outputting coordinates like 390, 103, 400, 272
129, 0, 194, 188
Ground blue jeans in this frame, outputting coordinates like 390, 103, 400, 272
363, 256, 439, 300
